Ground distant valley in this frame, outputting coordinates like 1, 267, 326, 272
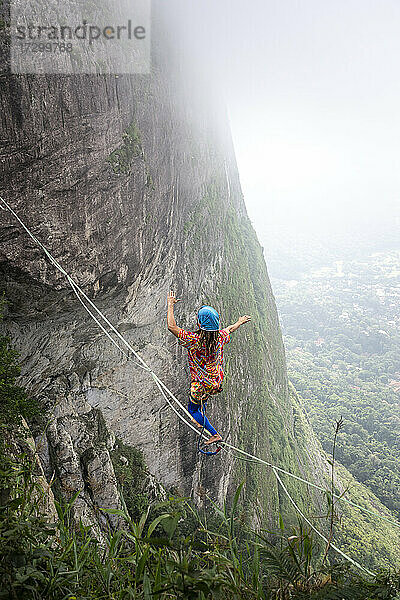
271, 246, 400, 518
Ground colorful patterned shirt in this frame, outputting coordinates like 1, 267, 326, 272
177, 329, 230, 390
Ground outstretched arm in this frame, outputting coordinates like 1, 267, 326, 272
167, 290, 181, 338
224, 315, 251, 334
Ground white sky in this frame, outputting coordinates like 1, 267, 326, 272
224, 0, 400, 238
170, 0, 400, 248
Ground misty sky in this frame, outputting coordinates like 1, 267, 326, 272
174, 0, 400, 254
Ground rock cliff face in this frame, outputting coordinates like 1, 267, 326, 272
1, 1, 400, 565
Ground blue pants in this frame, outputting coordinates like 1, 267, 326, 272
188, 399, 218, 436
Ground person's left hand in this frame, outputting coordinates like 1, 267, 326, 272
239, 315, 251, 324
167, 290, 181, 305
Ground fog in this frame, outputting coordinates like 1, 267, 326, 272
166, 0, 400, 268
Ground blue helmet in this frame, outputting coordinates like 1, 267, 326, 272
197, 305, 220, 331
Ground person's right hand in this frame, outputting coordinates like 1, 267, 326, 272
167, 290, 181, 305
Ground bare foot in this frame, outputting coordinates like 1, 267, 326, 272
204, 434, 222, 446
190, 417, 202, 428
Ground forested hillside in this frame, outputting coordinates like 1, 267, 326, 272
273, 249, 400, 518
